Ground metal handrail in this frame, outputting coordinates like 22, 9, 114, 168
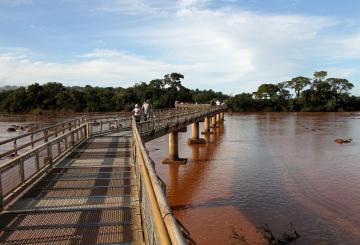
132, 105, 226, 244
137, 105, 227, 136
132, 118, 187, 245
87, 117, 132, 136
0, 124, 87, 211
0, 117, 86, 159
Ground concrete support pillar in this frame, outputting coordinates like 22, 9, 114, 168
169, 131, 178, 160
163, 131, 187, 164
188, 122, 206, 144
201, 117, 213, 135
204, 132, 211, 144
217, 112, 224, 124
216, 113, 221, 123
221, 112, 225, 121
210, 116, 218, 128
192, 122, 199, 139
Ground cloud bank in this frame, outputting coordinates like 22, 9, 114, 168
0, 0, 359, 94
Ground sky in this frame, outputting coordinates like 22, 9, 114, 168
0, 0, 360, 95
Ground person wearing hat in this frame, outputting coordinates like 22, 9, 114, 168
133, 104, 141, 122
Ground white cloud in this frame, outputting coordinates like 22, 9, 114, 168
0, 49, 195, 88
78, 49, 125, 59
115, 7, 340, 88
1, 2, 359, 94
0, 0, 31, 5
96, 0, 153, 14
95, 0, 174, 15
178, 0, 210, 8
334, 34, 360, 58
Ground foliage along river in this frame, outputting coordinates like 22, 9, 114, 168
1, 112, 360, 244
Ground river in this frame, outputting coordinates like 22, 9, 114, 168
1, 112, 360, 244
147, 112, 360, 245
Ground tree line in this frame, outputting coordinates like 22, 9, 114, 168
227, 71, 360, 112
0, 73, 227, 113
0, 71, 359, 113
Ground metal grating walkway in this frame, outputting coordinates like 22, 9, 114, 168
0, 133, 144, 245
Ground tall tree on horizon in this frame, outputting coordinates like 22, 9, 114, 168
287, 76, 311, 98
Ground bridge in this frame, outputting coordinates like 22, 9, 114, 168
0, 105, 227, 245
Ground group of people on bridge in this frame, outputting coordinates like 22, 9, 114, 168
133, 99, 153, 122
132, 98, 226, 123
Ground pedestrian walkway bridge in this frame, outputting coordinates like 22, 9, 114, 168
0, 105, 227, 245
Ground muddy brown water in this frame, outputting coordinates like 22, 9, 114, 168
147, 112, 360, 245
1, 112, 360, 244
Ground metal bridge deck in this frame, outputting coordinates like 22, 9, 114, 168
0, 133, 144, 245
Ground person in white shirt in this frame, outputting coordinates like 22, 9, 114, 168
142, 99, 152, 121
133, 104, 141, 122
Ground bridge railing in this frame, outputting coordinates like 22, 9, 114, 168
0, 123, 87, 211
87, 116, 132, 136
0, 117, 86, 160
175, 103, 212, 109
132, 118, 187, 245
138, 105, 227, 136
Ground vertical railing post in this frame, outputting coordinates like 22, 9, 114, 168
19, 159, 25, 183
57, 141, 61, 157
65, 135, 69, 149
71, 131, 75, 146
35, 151, 40, 171
47, 143, 53, 167
89, 122, 93, 137
14, 140, 17, 156
0, 172, 4, 212
86, 122, 90, 138
31, 134, 34, 148
44, 130, 48, 143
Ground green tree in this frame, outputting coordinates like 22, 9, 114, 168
313, 71, 328, 82
327, 78, 354, 97
255, 84, 279, 99
287, 76, 311, 98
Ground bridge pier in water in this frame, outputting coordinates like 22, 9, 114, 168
188, 122, 206, 144
201, 116, 213, 135
220, 112, 225, 121
163, 131, 187, 164
210, 115, 218, 128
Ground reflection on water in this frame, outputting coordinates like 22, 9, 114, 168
148, 112, 360, 245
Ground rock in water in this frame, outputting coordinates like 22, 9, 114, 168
334, 138, 352, 144
7, 127, 16, 132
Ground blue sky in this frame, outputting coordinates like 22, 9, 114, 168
0, 0, 360, 95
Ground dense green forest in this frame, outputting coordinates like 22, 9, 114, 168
0, 71, 359, 113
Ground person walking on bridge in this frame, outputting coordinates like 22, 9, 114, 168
142, 99, 152, 121
133, 104, 141, 123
